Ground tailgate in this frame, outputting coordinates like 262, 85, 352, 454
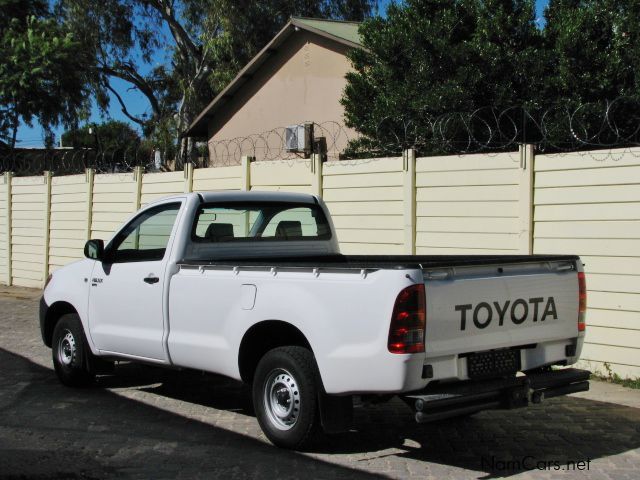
423, 260, 580, 357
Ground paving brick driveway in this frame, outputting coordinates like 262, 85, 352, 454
0, 286, 639, 479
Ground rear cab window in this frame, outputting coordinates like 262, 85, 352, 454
191, 202, 331, 243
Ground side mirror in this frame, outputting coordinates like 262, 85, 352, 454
84, 239, 105, 261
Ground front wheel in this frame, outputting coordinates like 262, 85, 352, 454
51, 313, 94, 387
252, 346, 319, 449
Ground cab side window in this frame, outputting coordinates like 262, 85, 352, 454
109, 203, 181, 263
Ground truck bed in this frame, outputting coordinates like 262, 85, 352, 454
178, 253, 580, 270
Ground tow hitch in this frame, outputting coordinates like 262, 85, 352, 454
404, 368, 590, 423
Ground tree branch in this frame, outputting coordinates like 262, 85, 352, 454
104, 82, 150, 128
98, 63, 162, 117
146, 0, 201, 68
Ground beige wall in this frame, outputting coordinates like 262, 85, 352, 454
533, 149, 640, 379
49, 175, 89, 273
416, 152, 525, 254
1, 146, 639, 379
207, 32, 357, 165
91, 173, 138, 240
8, 176, 47, 288
323, 157, 406, 254
0, 177, 8, 284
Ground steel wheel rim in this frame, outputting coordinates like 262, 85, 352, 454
57, 329, 77, 367
263, 368, 300, 431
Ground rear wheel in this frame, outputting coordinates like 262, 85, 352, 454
252, 346, 319, 449
51, 314, 94, 387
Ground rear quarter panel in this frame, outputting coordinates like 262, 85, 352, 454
168, 267, 425, 394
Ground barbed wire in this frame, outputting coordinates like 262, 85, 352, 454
346, 96, 640, 158
3, 97, 640, 175
208, 121, 354, 167
206, 98, 640, 164
0, 145, 207, 177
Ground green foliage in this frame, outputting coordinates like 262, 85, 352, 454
541, 0, 640, 147
342, 0, 640, 155
61, 121, 141, 152
0, 0, 92, 147
139, 116, 179, 162
342, 0, 542, 155
53, 0, 172, 134
544, 0, 640, 101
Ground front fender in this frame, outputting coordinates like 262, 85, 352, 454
42, 259, 96, 352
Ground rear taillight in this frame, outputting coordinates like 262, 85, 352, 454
578, 272, 587, 332
388, 284, 426, 354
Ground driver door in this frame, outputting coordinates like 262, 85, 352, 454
88, 201, 182, 361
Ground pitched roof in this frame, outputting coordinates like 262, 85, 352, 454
183, 17, 362, 138
293, 17, 361, 46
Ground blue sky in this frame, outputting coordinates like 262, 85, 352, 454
16, 0, 550, 148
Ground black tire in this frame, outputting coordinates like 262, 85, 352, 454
51, 313, 95, 387
252, 346, 319, 449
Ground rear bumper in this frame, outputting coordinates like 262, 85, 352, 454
403, 368, 590, 423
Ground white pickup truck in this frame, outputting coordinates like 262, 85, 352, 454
40, 191, 589, 448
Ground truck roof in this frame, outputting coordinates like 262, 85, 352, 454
198, 191, 318, 204
148, 191, 319, 205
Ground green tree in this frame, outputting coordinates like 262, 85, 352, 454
542, 0, 640, 147
0, 0, 92, 148
544, 0, 640, 102
341, 0, 542, 155
61, 120, 142, 152
55, 0, 378, 162
344, 0, 640, 155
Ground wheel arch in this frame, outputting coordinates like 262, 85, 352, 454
238, 320, 314, 384
41, 300, 78, 348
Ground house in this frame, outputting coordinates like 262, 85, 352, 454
183, 17, 363, 166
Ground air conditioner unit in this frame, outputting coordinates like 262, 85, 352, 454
285, 123, 312, 152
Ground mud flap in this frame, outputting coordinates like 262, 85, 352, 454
318, 392, 353, 434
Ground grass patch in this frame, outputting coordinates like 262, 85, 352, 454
591, 362, 640, 389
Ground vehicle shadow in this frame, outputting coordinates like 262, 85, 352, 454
93, 361, 640, 478
97, 362, 256, 415
318, 397, 640, 477
0, 348, 380, 480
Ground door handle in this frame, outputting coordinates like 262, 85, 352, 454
143, 276, 160, 284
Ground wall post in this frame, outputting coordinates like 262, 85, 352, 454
518, 144, 535, 254
311, 153, 323, 197
85, 168, 94, 241
241, 156, 253, 191
4, 172, 12, 286
133, 166, 143, 211
43, 171, 52, 283
240, 156, 253, 236
403, 148, 417, 255
184, 163, 194, 193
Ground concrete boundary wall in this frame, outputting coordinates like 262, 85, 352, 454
323, 156, 406, 254
1, 146, 639, 378
533, 148, 640, 378
415, 148, 532, 255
